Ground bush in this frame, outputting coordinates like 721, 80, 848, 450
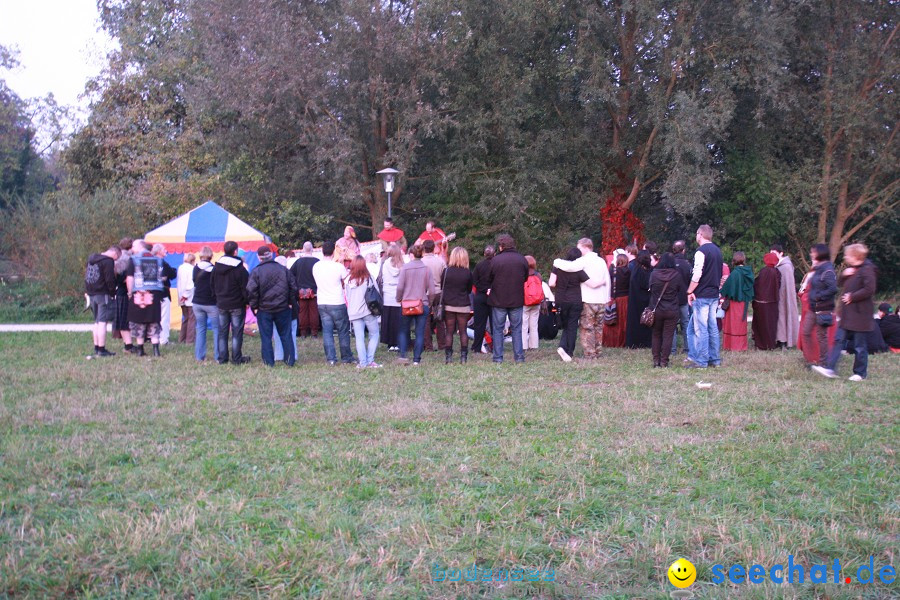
0, 188, 149, 297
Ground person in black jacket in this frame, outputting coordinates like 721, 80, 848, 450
801, 243, 837, 367
85, 245, 121, 357
625, 250, 653, 349
487, 234, 530, 364
212, 241, 250, 364
442, 246, 475, 363
470, 245, 494, 354
248, 246, 298, 367
648, 253, 686, 367
289, 241, 320, 337
671, 240, 693, 355
192, 246, 219, 362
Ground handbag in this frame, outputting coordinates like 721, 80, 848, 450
640, 280, 670, 327
401, 299, 424, 316
365, 277, 383, 316
603, 265, 618, 326
815, 311, 834, 327
431, 268, 448, 321
298, 288, 315, 300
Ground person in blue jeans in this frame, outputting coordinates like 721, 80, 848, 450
191, 246, 220, 362
211, 241, 250, 364
346, 256, 382, 368
396, 244, 435, 365
486, 234, 529, 364
685, 225, 723, 368
312, 241, 354, 365
248, 246, 297, 367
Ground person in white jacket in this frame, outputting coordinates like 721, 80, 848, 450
552, 237, 611, 358
176, 253, 196, 344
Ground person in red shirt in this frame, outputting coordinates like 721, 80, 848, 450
377, 217, 408, 253
416, 221, 449, 262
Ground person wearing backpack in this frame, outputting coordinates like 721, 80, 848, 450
522, 255, 544, 350
346, 256, 382, 368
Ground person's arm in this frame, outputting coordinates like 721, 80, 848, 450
820, 269, 837, 301
548, 272, 557, 288
396, 268, 406, 302
247, 272, 259, 311
552, 256, 584, 273
686, 250, 705, 300
847, 267, 876, 304
126, 275, 134, 297
240, 269, 250, 305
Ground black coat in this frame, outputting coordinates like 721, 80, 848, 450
212, 256, 249, 310
837, 260, 876, 332
290, 256, 319, 291
625, 264, 653, 348
807, 261, 837, 313
441, 266, 474, 307
248, 260, 298, 313
487, 249, 529, 308
85, 253, 117, 296
649, 268, 684, 313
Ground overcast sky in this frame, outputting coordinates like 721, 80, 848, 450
0, 0, 116, 135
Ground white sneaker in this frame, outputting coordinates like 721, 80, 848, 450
811, 365, 837, 379
848, 374, 864, 382
557, 347, 572, 363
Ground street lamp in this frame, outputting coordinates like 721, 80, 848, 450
376, 168, 399, 218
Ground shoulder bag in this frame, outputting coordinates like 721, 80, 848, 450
603, 265, 618, 326
365, 277, 383, 316
640, 280, 669, 327
431, 268, 448, 321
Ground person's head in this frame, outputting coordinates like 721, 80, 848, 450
198, 246, 213, 262
423, 239, 436, 254
525, 254, 536, 273
496, 234, 515, 252
103, 245, 121, 259
184, 252, 196, 265
425, 221, 435, 232
636, 249, 652, 269
624, 244, 638, 259
257, 245, 273, 262
344, 225, 355, 239
810, 243, 829, 265
484, 245, 495, 259
321, 240, 336, 258
877, 302, 892, 318
365, 253, 377, 264
615, 253, 628, 268
565, 247, 581, 261
410, 244, 424, 260
302, 241, 313, 255
843, 243, 868, 266
763, 253, 778, 268
386, 243, 403, 268
770, 243, 784, 259
696, 224, 713, 244
576, 237, 593, 255
732, 251, 745, 266
643, 240, 658, 256
151, 243, 167, 258
383, 217, 395, 230
349, 255, 369, 285
224, 241, 239, 257
672, 240, 686, 255
657, 252, 676, 270
133, 240, 151, 254
119, 237, 133, 251
449, 246, 470, 269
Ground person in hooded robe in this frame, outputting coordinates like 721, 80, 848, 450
335, 226, 361, 267
771, 244, 800, 348
720, 252, 754, 351
752, 253, 781, 350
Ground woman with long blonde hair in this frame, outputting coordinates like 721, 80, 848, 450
441, 246, 474, 363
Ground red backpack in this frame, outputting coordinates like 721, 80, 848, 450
523, 274, 545, 306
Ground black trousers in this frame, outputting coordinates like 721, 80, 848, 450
651, 309, 679, 366
471, 292, 491, 351
558, 301, 583, 357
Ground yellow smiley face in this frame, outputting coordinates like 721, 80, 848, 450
668, 558, 697, 588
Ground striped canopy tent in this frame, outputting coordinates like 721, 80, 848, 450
144, 201, 277, 328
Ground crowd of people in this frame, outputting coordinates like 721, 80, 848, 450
84, 220, 897, 380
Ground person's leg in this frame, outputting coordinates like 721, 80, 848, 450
472, 294, 489, 352
334, 306, 354, 363
365, 314, 380, 365
815, 322, 829, 366
148, 323, 162, 355
193, 304, 208, 361
290, 319, 298, 361
703, 298, 721, 365
423, 310, 435, 351
179, 306, 188, 343
491, 307, 506, 363
851, 330, 868, 379
398, 313, 411, 359
824, 327, 847, 372
217, 309, 230, 363
159, 298, 171, 344
444, 312, 456, 351
273, 309, 293, 366
660, 313, 677, 366
230, 309, 246, 362
257, 311, 275, 366
434, 307, 447, 350
318, 305, 337, 362
651, 317, 664, 365
413, 307, 429, 362
800, 310, 816, 363
297, 299, 310, 337
456, 313, 469, 352
688, 299, 711, 366
579, 303, 597, 358
272, 312, 285, 362
509, 306, 525, 362
565, 304, 582, 358
352, 318, 368, 366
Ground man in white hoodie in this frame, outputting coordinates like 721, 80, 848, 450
176, 253, 196, 344
552, 237, 611, 359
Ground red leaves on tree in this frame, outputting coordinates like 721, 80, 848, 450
600, 189, 644, 255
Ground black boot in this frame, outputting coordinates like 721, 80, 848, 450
460, 349, 468, 364
136, 344, 146, 357
152, 343, 161, 357
445, 348, 453, 364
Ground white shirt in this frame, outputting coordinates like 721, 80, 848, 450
553, 251, 611, 304
176, 262, 195, 306
312, 259, 348, 306
366, 262, 379, 281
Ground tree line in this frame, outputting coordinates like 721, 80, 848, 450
1, 0, 897, 291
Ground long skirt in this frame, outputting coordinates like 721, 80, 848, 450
752, 301, 778, 350
722, 301, 748, 351
603, 296, 629, 348
380, 305, 402, 347
114, 292, 130, 332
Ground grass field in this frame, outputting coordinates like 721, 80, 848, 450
1, 331, 897, 599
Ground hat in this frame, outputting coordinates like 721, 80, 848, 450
763, 253, 778, 267
612, 248, 626, 258
878, 302, 892, 314
257, 246, 273, 260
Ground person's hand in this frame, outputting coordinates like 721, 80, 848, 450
688, 292, 695, 306
843, 267, 856, 277
842, 293, 852, 305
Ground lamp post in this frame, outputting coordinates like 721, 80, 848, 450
376, 168, 399, 218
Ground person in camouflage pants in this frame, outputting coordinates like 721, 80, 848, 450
553, 237, 612, 359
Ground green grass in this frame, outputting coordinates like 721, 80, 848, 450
0, 332, 897, 598
0, 275, 91, 324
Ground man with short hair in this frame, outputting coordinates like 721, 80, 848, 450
84, 245, 121, 357
470, 245, 495, 353
212, 241, 251, 364
313, 241, 354, 365
685, 224, 723, 368
290, 241, 321, 338
421, 239, 447, 351
377, 217, 408, 253
248, 246, 298, 367
487, 234, 530, 364
177, 253, 196, 344
552, 237, 611, 358
151, 243, 177, 345
770, 244, 800, 348
671, 240, 692, 355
